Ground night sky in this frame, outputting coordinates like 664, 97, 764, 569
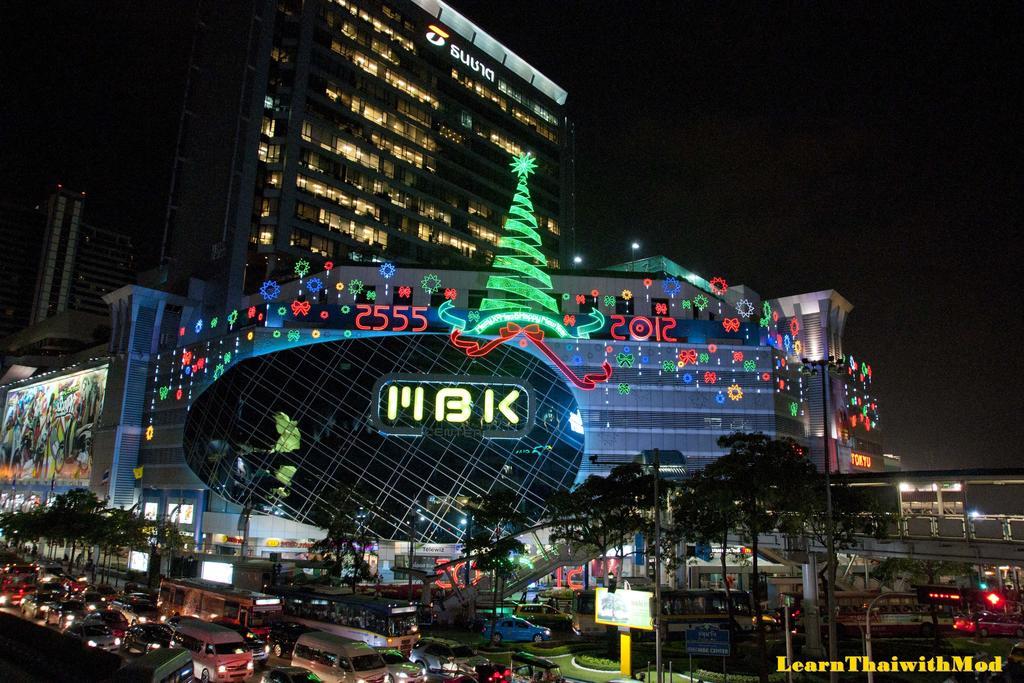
2, 3, 1021, 470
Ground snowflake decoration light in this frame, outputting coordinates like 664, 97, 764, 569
277, 306, 287, 316
306, 277, 323, 293
287, 329, 300, 342
421, 273, 442, 294
335, 282, 345, 292
736, 299, 754, 318
642, 278, 653, 287
661, 360, 676, 372
693, 293, 709, 311
294, 259, 310, 279
194, 319, 203, 334
348, 279, 365, 295
311, 329, 321, 339
621, 289, 633, 300
727, 384, 743, 401
715, 393, 726, 404
510, 152, 538, 177
145, 425, 154, 441
340, 305, 350, 314
272, 330, 281, 338
617, 383, 631, 395
324, 260, 334, 271
603, 295, 616, 307
709, 276, 728, 295
259, 280, 281, 301
662, 277, 682, 297
790, 317, 800, 337
227, 309, 238, 326
682, 373, 693, 383
379, 261, 397, 279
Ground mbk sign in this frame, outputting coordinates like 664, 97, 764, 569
371, 374, 533, 438
426, 24, 495, 83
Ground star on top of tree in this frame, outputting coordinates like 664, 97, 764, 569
510, 152, 538, 178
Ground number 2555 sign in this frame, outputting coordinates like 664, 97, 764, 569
370, 374, 534, 438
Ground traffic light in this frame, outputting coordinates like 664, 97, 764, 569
983, 591, 1004, 609
916, 585, 963, 606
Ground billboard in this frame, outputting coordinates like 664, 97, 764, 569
594, 587, 654, 630
0, 366, 108, 486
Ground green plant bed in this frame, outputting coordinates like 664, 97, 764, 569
524, 641, 603, 657
574, 654, 621, 671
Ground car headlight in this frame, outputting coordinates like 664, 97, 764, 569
114, 638, 121, 646
138, 616, 147, 623
265, 644, 270, 653
88, 605, 96, 611
357, 678, 367, 683
0, 596, 8, 604
40, 605, 49, 612
66, 615, 75, 621
544, 629, 551, 635
151, 644, 161, 649
247, 661, 254, 670
87, 640, 98, 647
218, 665, 227, 673
399, 673, 409, 679
159, 615, 166, 622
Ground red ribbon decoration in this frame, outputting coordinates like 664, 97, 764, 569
291, 300, 311, 317
449, 325, 612, 390
722, 318, 740, 333
678, 349, 698, 366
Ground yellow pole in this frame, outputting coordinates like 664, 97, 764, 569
620, 628, 631, 675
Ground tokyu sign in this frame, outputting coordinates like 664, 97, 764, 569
371, 374, 532, 438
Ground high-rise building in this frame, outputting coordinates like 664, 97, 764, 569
28, 188, 136, 325
161, 0, 571, 308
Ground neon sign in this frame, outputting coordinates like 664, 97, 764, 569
850, 452, 873, 469
609, 314, 678, 342
371, 374, 533, 438
426, 24, 495, 82
354, 304, 429, 332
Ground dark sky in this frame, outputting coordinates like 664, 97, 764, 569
2, 2, 1022, 470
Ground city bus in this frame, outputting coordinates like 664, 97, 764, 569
567, 588, 754, 637
271, 586, 421, 654
158, 578, 283, 635
832, 591, 955, 639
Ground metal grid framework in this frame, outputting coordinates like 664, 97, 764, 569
182, 334, 583, 543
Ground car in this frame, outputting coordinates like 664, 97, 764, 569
260, 666, 323, 683
47, 599, 87, 630
1010, 640, 1024, 664
953, 614, 978, 634
267, 621, 315, 658
976, 611, 1024, 638
377, 647, 425, 683
21, 589, 63, 620
82, 609, 131, 638
484, 617, 552, 644
65, 622, 122, 651
212, 618, 271, 664
513, 604, 574, 631
111, 597, 163, 625
122, 623, 176, 654
409, 639, 488, 676
0, 578, 33, 607
79, 590, 107, 612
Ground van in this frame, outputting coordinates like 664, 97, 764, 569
112, 647, 195, 683
292, 631, 389, 683
171, 620, 254, 682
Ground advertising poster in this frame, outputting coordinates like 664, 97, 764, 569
594, 587, 654, 630
0, 366, 108, 486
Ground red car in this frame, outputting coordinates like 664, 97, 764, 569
975, 612, 1024, 638
953, 614, 977, 634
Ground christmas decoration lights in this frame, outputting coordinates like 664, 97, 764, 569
379, 261, 397, 279
421, 273, 442, 294
709, 276, 728, 295
306, 277, 323, 294
727, 384, 743, 401
294, 259, 310, 279
348, 279, 365, 296
736, 299, 754, 318
693, 293, 709, 311
662, 277, 681, 297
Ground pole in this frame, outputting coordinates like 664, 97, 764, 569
820, 365, 839, 682
408, 511, 415, 598
864, 592, 915, 683
784, 603, 793, 683
653, 449, 663, 683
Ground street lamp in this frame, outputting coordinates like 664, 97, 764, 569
573, 255, 583, 268
800, 356, 841, 680
589, 451, 664, 683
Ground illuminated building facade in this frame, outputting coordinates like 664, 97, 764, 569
161, 0, 571, 307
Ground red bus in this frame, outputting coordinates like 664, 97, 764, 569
158, 578, 282, 635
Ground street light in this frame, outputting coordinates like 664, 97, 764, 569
800, 356, 841, 681
573, 255, 583, 268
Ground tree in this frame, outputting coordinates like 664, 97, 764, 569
707, 434, 817, 683
460, 490, 531, 619
47, 488, 106, 570
669, 468, 743, 639
478, 152, 560, 316
310, 488, 378, 593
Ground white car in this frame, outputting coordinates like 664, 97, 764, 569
111, 598, 163, 625
65, 622, 122, 651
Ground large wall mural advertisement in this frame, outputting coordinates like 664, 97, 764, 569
0, 366, 108, 486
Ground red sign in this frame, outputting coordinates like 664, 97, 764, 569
609, 315, 678, 342
354, 305, 429, 332
850, 452, 873, 469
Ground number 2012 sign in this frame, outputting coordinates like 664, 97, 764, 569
370, 374, 534, 438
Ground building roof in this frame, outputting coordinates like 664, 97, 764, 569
410, 0, 568, 105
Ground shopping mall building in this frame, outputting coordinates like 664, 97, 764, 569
1, 0, 887, 583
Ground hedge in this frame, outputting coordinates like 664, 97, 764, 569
523, 640, 602, 657
574, 654, 621, 671
0, 612, 121, 682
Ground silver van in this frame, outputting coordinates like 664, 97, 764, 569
292, 631, 389, 683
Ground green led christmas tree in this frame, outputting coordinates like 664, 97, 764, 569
478, 152, 560, 315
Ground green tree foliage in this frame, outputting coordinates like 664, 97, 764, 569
310, 488, 378, 593
460, 490, 531, 615
871, 558, 974, 648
